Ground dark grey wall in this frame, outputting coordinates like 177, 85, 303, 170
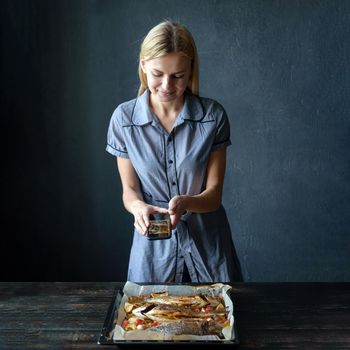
1, 0, 349, 281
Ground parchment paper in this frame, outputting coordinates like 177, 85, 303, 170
112, 281, 235, 341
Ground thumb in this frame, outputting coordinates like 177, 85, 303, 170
168, 197, 178, 211
168, 202, 177, 214
154, 206, 169, 214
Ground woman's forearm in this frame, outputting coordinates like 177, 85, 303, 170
181, 186, 222, 213
179, 148, 226, 214
122, 187, 145, 214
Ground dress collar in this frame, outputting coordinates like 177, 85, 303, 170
131, 89, 205, 126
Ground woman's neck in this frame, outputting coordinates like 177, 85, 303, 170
149, 93, 184, 119
148, 93, 185, 133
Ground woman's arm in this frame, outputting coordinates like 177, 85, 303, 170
117, 157, 168, 235
168, 147, 227, 227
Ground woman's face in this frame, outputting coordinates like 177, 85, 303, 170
141, 52, 192, 104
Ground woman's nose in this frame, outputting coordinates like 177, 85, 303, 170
162, 76, 172, 90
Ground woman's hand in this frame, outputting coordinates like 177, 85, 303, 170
130, 200, 169, 235
168, 195, 189, 228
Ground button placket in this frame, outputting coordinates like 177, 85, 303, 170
166, 133, 178, 197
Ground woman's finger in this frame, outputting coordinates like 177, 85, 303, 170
142, 213, 150, 228
169, 213, 180, 229
134, 221, 146, 235
169, 214, 175, 228
168, 195, 182, 214
153, 206, 169, 214
134, 215, 148, 235
167, 201, 177, 214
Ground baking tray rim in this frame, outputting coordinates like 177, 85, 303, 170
97, 283, 240, 346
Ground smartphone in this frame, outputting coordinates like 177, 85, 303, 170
147, 213, 172, 240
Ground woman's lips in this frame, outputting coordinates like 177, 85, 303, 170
158, 90, 174, 97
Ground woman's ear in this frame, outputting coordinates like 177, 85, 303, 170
140, 59, 147, 74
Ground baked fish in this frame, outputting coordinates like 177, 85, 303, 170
149, 319, 224, 336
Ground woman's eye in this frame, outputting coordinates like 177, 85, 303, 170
151, 72, 184, 79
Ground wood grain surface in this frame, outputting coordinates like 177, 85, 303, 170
0, 282, 350, 349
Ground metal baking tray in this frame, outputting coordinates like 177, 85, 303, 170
97, 283, 239, 346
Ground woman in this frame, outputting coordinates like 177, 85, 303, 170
106, 21, 242, 283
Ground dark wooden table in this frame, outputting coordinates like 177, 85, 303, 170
0, 282, 349, 349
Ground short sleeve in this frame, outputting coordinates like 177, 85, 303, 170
106, 106, 129, 158
211, 102, 232, 151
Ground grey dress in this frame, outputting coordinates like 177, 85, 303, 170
106, 89, 242, 283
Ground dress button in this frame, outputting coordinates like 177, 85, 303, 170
168, 137, 172, 142
172, 181, 176, 186
169, 160, 173, 164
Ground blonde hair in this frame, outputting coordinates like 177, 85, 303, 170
137, 21, 199, 96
